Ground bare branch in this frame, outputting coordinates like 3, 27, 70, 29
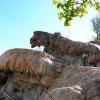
2, 91, 14, 100
23, 57, 55, 100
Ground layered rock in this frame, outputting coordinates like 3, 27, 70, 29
0, 48, 64, 99
0, 48, 100, 100
0, 31, 100, 99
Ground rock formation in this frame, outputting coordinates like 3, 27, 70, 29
0, 48, 100, 100
0, 31, 100, 100
0, 48, 63, 100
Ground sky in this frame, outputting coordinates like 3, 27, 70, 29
0, 0, 98, 54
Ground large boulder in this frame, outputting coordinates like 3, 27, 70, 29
0, 49, 63, 100
0, 48, 100, 100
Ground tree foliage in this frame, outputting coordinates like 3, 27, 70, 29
92, 15, 100, 41
53, 0, 100, 26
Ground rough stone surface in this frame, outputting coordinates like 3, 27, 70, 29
0, 31, 100, 100
0, 48, 100, 100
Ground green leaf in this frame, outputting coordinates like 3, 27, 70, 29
53, 0, 100, 26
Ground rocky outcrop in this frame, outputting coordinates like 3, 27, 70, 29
0, 48, 55, 75
0, 31, 99, 99
0, 48, 100, 100
30, 31, 100, 67
0, 49, 64, 100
